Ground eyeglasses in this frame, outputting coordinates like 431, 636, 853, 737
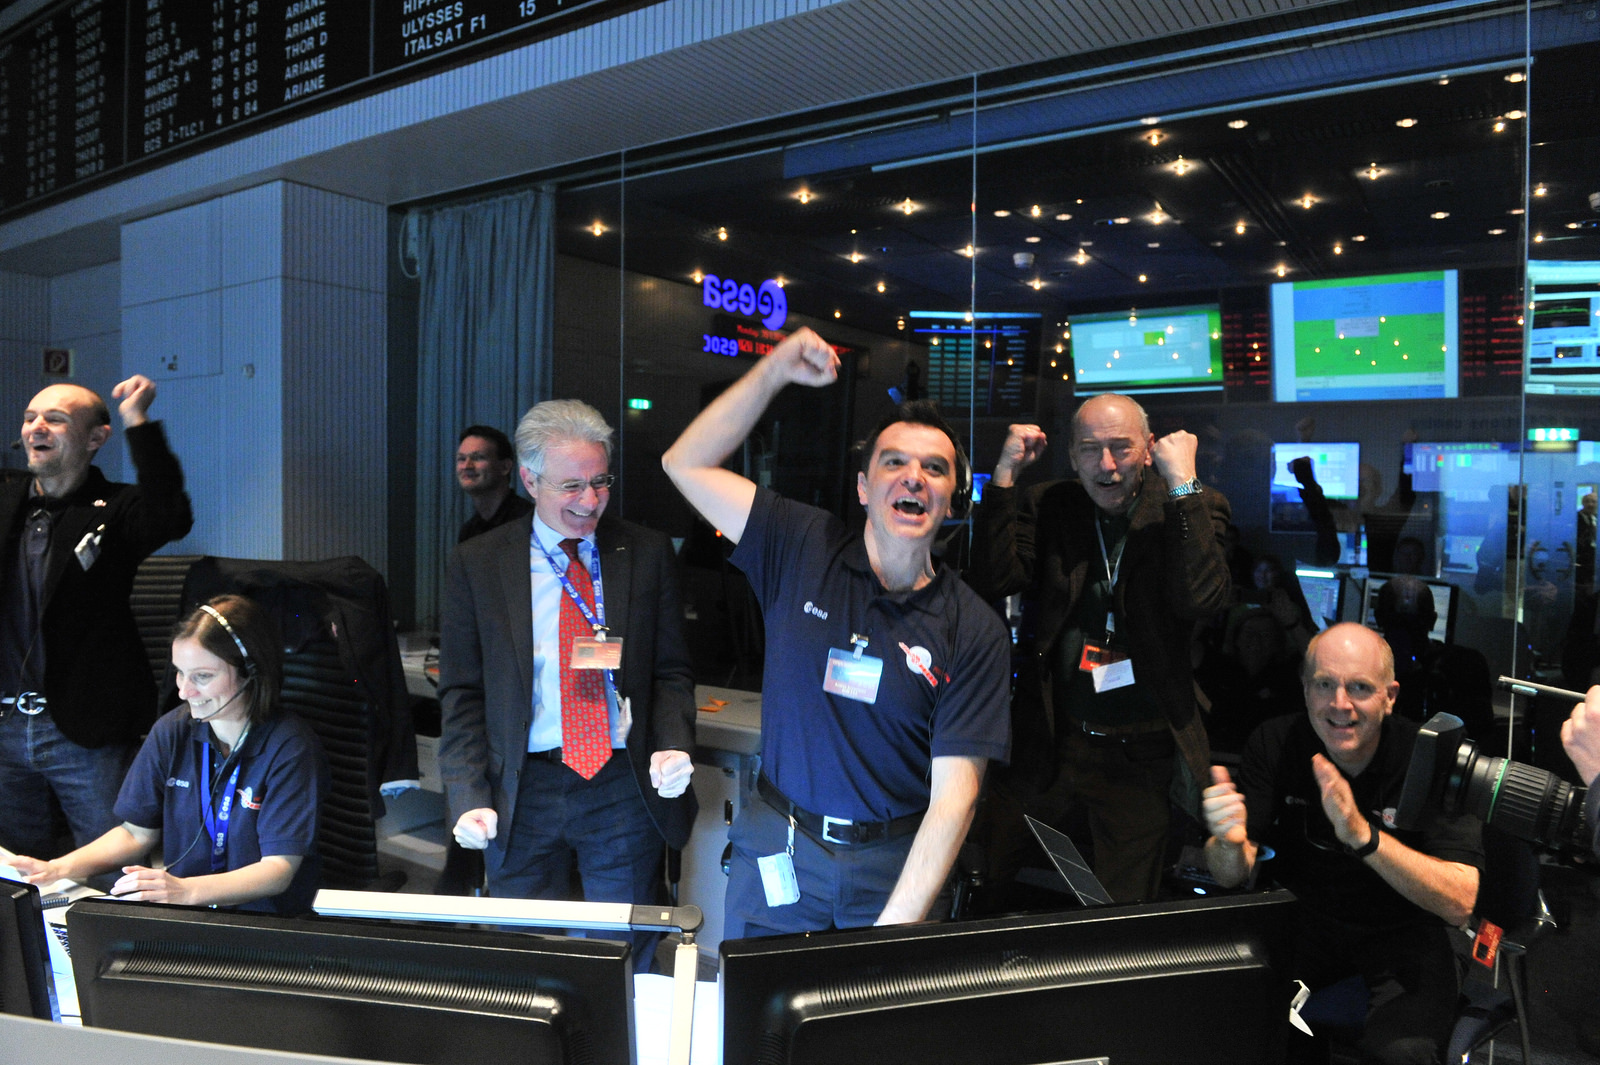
540, 474, 616, 496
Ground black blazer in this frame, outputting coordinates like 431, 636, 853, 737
436, 512, 699, 869
0, 422, 193, 748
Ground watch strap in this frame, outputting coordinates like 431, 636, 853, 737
1168, 476, 1202, 498
1345, 815, 1381, 859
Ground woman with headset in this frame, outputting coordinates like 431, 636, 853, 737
10, 595, 327, 913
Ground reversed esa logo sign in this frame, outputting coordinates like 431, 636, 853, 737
704, 274, 787, 330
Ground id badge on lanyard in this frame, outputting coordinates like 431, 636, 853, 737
534, 534, 626, 672
1081, 518, 1135, 692
822, 633, 883, 704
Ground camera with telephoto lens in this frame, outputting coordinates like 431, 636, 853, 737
1394, 712, 1589, 850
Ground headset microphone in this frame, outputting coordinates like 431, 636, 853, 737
189, 679, 251, 722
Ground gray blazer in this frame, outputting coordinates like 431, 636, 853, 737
436, 513, 698, 874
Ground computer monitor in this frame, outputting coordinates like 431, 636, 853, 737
68, 897, 636, 1065
1067, 303, 1224, 396
721, 891, 1296, 1065
1271, 269, 1459, 401
0, 877, 57, 1022
1269, 441, 1360, 532
1363, 575, 1458, 645
1295, 567, 1346, 630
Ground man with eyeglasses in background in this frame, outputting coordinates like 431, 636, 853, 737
437, 399, 697, 971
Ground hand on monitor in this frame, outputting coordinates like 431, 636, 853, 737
453, 808, 498, 849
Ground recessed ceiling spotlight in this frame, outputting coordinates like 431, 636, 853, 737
1505, 71, 1525, 83
1275, 263, 1287, 277
1493, 121, 1507, 133
1395, 117, 1418, 128
899, 198, 917, 215
1431, 211, 1451, 219
1172, 156, 1193, 175
1138, 274, 1148, 283
959, 244, 975, 257
1147, 242, 1161, 248
1534, 233, 1545, 243
717, 227, 728, 241
1210, 240, 1224, 247
1509, 208, 1525, 215
1140, 115, 1160, 125
1030, 205, 1042, 217
1113, 217, 1131, 225
1352, 234, 1367, 242
691, 270, 703, 283
1275, 240, 1287, 247
993, 209, 1011, 217
1029, 278, 1044, 290
1505, 109, 1525, 120
1145, 130, 1163, 146
1438, 76, 1451, 85
876, 281, 886, 293
590, 221, 606, 236
1568, 222, 1584, 230
797, 189, 812, 204
834, 309, 842, 318
1298, 194, 1315, 209
1533, 185, 1548, 197
1146, 206, 1168, 224
1025, 235, 1041, 243
1075, 248, 1090, 265
1365, 163, 1383, 180
1227, 118, 1249, 129
773, 277, 786, 288
1235, 220, 1247, 235
848, 251, 864, 263
1055, 212, 1072, 221
1333, 243, 1344, 255
1488, 227, 1506, 235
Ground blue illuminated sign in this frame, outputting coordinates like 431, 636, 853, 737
704, 274, 787, 330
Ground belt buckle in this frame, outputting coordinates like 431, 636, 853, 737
821, 815, 854, 846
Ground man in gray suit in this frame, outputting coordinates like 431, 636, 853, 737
437, 399, 697, 969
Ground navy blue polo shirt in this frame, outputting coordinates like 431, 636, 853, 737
731, 489, 1010, 822
116, 707, 328, 915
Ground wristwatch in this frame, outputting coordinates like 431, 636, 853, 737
1343, 815, 1382, 859
1168, 476, 1202, 499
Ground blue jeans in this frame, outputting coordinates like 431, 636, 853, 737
489, 752, 664, 972
0, 707, 133, 858
723, 793, 917, 939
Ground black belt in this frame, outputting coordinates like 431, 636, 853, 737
1067, 715, 1168, 740
526, 747, 621, 765
756, 773, 922, 847
0, 692, 47, 720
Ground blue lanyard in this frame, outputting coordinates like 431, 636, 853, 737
199, 740, 244, 874
531, 531, 608, 634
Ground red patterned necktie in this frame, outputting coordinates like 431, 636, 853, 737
557, 538, 610, 779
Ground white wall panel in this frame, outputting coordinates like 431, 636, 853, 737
50, 263, 121, 340
121, 201, 221, 304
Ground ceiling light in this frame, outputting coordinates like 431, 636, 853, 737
1147, 242, 1161, 248
959, 244, 975, 257
1395, 117, 1418, 128
1113, 217, 1131, 225
1172, 156, 1193, 176
1210, 240, 1223, 247
899, 198, 917, 215
1075, 248, 1090, 265
876, 281, 886, 293
847, 251, 864, 263
1227, 118, 1248, 129
1030, 205, 1042, 217
717, 227, 728, 241
1145, 130, 1164, 146
1146, 206, 1168, 224
1365, 163, 1383, 180
1055, 212, 1072, 221
797, 189, 812, 204
897, 318, 905, 330
1025, 236, 1041, 243
1138, 274, 1148, 283
1298, 194, 1315, 209
1568, 222, 1584, 230
591, 221, 606, 236
773, 277, 786, 287
1493, 121, 1506, 133
691, 270, 703, 283
993, 209, 1011, 217
1275, 263, 1287, 277
1029, 278, 1044, 290
1431, 211, 1450, 220
1235, 220, 1247, 235
1352, 234, 1367, 242
834, 309, 842, 318
1438, 76, 1451, 86
1534, 233, 1545, 243
1505, 71, 1525, 83
1534, 185, 1548, 197
1140, 116, 1160, 126
1488, 227, 1506, 235
1333, 243, 1343, 255
1509, 208, 1524, 215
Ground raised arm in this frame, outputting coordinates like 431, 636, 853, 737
1312, 754, 1478, 926
661, 328, 838, 544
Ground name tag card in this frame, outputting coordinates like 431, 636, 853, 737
822, 648, 883, 704
571, 637, 623, 670
1091, 658, 1136, 692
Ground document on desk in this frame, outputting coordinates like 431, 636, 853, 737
633, 974, 720, 1065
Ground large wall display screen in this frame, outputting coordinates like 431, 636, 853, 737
1526, 260, 1600, 396
1271, 270, 1459, 401
0, 0, 636, 216
1068, 304, 1223, 396
909, 311, 1038, 417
